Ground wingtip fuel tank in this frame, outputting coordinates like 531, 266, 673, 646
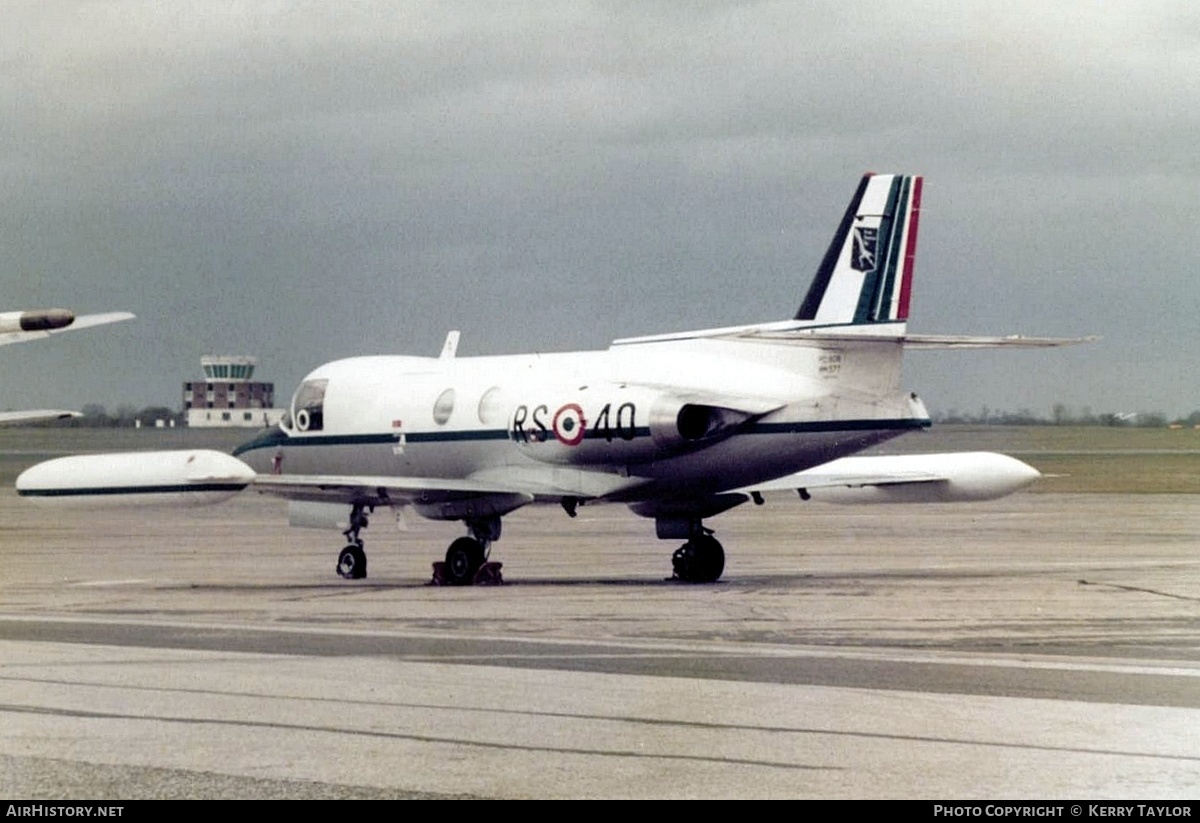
16, 450, 255, 506
805, 452, 1042, 504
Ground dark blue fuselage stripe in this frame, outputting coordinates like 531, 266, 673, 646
232, 418, 930, 456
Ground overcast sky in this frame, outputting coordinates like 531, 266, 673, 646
2, 1, 1196, 420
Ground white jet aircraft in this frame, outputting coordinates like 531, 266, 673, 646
16, 174, 1088, 584
0, 308, 135, 424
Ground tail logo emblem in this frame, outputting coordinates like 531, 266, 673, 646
851, 225, 877, 273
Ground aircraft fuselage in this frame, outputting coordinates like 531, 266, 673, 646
233, 335, 929, 514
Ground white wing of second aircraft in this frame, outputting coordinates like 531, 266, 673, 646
0, 410, 81, 426
0, 309, 135, 424
0, 310, 135, 347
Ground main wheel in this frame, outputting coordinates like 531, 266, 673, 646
336, 544, 367, 579
691, 535, 725, 583
444, 537, 485, 586
672, 535, 725, 583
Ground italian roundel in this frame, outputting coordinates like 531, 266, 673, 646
552, 403, 587, 446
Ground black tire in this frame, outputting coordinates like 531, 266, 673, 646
672, 536, 724, 583
672, 541, 697, 581
692, 535, 725, 583
444, 537, 484, 585
336, 544, 367, 580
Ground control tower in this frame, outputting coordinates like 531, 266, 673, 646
183, 356, 285, 428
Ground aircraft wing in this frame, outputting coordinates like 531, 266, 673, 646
739, 451, 1042, 504
0, 311, 135, 347
253, 467, 650, 506
15, 447, 652, 509
252, 473, 535, 506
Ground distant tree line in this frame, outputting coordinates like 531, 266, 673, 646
932, 405, 1200, 428
40, 404, 184, 428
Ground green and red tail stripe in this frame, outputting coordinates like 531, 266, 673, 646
795, 173, 922, 328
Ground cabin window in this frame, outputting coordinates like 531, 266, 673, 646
292, 378, 328, 432
433, 388, 456, 425
478, 386, 503, 425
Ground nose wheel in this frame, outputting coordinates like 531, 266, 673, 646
336, 544, 367, 579
335, 503, 371, 580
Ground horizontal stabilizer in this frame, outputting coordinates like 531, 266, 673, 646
739, 329, 1099, 348
614, 321, 1096, 350
893, 333, 1099, 349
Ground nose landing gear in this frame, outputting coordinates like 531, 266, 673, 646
335, 503, 372, 580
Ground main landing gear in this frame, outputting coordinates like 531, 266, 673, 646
438, 517, 502, 586
333, 503, 502, 586
670, 526, 725, 584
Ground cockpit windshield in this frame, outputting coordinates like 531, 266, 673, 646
292, 378, 328, 432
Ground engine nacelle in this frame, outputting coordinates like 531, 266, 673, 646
508, 384, 767, 466
0, 309, 74, 333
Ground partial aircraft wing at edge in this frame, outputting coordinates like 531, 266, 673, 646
0, 410, 81, 426
0, 311, 135, 347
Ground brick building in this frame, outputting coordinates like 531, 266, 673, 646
183, 356, 286, 428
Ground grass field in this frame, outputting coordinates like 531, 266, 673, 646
0, 424, 1196, 494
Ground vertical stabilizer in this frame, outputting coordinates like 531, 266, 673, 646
794, 173, 922, 328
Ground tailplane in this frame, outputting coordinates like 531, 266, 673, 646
613, 172, 1091, 351
794, 173, 922, 329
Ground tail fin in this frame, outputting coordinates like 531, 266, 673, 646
794, 173, 922, 328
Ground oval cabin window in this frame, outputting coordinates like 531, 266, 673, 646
433, 388, 456, 425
